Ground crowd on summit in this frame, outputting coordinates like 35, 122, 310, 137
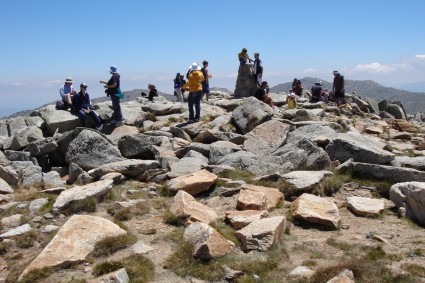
58, 48, 347, 128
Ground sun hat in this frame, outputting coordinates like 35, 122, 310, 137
315, 81, 323, 86
261, 81, 268, 86
289, 92, 296, 98
333, 70, 339, 75
109, 65, 118, 73
189, 62, 201, 71
242, 48, 247, 52
80, 83, 88, 88
65, 77, 73, 83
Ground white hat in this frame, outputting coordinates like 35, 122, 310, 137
289, 93, 296, 98
189, 62, 201, 71
65, 77, 73, 83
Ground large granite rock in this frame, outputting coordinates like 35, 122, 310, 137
88, 159, 160, 179
37, 105, 81, 134
65, 129, 125, 170
167, 169, 218, 195
325, 133, 394, 164
141, 102, 185, 116
19, 215, 126, 280
225, 210, 269, 229
237, 184, 283, 210
350, 162, 425, 183
291, 193, 340, 229
170, 190, 218, 225
209, 141, 242, 164
232, 97, 273, 134
11, 126, 44, 151
18, 164, 43, 189
117, 134, 171, 158
183, 222, 235, 259
6, 117, 27, 136
0, 223, 33, 239
52, 179, 114, 212
235, 216, 286, 251
286, 124, 338, 145
243, 120, 290, 156
393, 156, 425, 171
281, 170, 333, 192
168, 156, 206, 178
390, 182, 425, 225
0, 177, 14, 193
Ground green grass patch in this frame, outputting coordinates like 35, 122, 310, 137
62, 196, 97, 215
210, 220, 239, 245
15, 230, 38, 249
0, 241, 12, 255
162, 209, 182, 226
313, 175, 344, 196
401, 263, 425, 277
89, 233, 137, 258
92, 255, 155, 282
18, 267, 53, 283
218, 169, 256, 183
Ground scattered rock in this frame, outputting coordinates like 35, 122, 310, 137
167, 169, 218, 195
225, 210, 269, 229
347, 196, 385, 217
390, 181, 425, 226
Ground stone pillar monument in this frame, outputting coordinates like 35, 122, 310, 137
234, 64, 257, 97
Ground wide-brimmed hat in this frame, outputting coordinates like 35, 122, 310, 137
189, 62, 201, 71
80, 83, 88, 88
65, 77, 73, 83
109, 65, 118, 73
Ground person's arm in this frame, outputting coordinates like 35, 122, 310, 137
341, 77, 345, 91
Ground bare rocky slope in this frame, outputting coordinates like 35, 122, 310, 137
0, 90, 425, 282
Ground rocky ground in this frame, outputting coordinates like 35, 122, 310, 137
0, 90, 425, 283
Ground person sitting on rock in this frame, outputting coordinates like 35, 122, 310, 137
72, 83, 103, 130
147, 84, 158, 101
310, 81, 325, 103
254, 81, 276, 110
292, 78, 303, 97
286, 91, 297, 109
59, 77, 76, 109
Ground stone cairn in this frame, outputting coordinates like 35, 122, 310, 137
234, 64, 257, 98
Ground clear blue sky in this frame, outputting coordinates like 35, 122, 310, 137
1, 0, 424, 117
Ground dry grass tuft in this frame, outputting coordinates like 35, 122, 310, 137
89, 233, 137, 258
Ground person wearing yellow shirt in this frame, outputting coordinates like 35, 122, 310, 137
183, 62, 205, 123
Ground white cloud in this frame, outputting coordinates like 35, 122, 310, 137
301, 68, 317, 74
11, 82, 25, 86
415, 54, 425, 59
353, 62, 397, 74
37, 80, 62, 88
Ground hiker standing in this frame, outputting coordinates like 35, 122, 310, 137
201, 60, 212, 101
174, 73, 185, 103
59, 77, 76, 109
73, 83, 103, 130
332, 70, 345, 106
100, 66, 124, 125
183, 62, 204, 123
253, 53, 263, 86
238, 48, 253, 74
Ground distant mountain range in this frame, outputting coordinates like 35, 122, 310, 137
270, 77, 425, 114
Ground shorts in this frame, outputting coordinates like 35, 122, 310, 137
334, 91, 345, 98
202, 82, 210, 94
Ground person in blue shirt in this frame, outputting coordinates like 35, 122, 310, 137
59, 77, 76, 108
72, 83, 103, 130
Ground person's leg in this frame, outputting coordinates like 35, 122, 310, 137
175, 88, 183, 103
88, 110, 102, 126
194, 91, 202, 120
110, 95, 123, 121
188, 92, 195, 120
77, 110, 86, 127
264, 95, 275, 109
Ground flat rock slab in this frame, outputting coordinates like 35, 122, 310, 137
53, 179, 114, 212
237, 184, 283, 210
0, 177, 14, 193
0, 223, 32, 238
184, 222, 235, 259
88, 159, 160, 179
225, 210, 269, 229
170, 190, 218, 225
167, 169, 218, 196
351, 162, 425, 183
291, 193, 340, 229
281, 170, 333, 192
347, 196, 385, 216
347, 196, 385, 217
236, 216, 286, 251
19, 215, 126, 280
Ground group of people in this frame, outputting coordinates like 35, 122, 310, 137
59, 66, 125, 130
59, 52, 347, 128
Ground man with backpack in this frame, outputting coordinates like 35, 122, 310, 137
174, 73, 185, 103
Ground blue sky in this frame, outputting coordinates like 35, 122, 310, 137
1, 0, 425, 117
